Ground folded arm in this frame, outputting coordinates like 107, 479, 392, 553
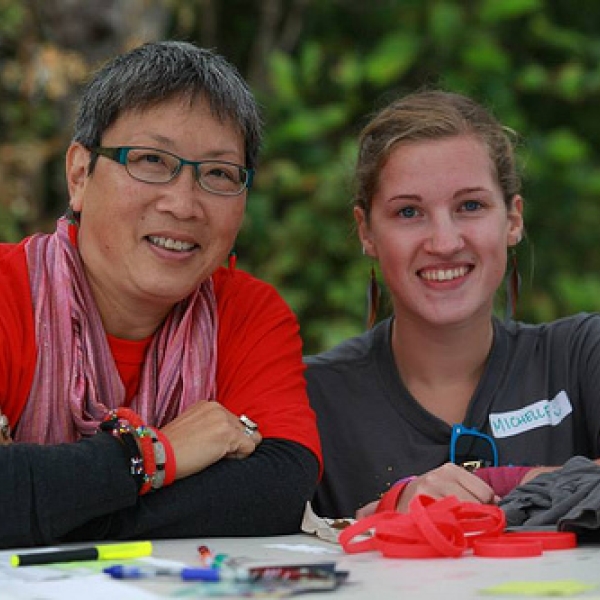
0, 434, 138, 548
63, 439, 319, 542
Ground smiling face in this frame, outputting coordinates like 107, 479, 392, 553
356, 135, 523, 329
66, 96, 247, 338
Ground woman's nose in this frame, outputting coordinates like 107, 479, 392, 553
155, 166, 204, 219
424, 218, 465, 254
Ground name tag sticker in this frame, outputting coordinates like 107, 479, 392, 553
489, 391, 572, 439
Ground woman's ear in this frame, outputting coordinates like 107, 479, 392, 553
66, 143, 90, 212
354, 206, 378, 258
507, 195, 524, 247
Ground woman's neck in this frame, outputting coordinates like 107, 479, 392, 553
391, 315, 494, 425
93, 287, 170, 340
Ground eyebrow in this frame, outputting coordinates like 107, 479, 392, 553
140, 135, 243, 161
453, 187, 491, 197
387, 187, 492, 203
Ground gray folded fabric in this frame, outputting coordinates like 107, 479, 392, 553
499, 456, 600, 536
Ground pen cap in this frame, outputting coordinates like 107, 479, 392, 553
96, 541, 153, 560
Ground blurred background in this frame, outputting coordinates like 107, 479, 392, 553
1, 0, 600, 354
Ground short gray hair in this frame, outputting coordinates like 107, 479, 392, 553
73, 40, 262, 170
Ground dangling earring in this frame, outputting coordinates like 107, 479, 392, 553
65, 206, 80, 248
505, 247, 521, 322
228, 249, 237, 272
366, 263, 381, 330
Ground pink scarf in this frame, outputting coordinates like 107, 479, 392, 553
16, 217, 218, 443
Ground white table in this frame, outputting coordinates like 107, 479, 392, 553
3, 533, 600, 598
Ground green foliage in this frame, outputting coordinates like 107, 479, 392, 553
2, 0, 600, 354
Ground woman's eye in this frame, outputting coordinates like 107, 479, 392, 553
462, 200, 483, 212
398, 206, 418, 219
143, 153, 165, 165
208, 168, 231, 180
204, 166, 239, 183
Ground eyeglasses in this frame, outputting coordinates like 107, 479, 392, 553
91, 146, 254, 196
449, 424, 498, 472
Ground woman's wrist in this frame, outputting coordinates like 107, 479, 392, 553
376, 476, 416, 513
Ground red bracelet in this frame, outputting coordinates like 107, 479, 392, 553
135, 425, 156, 495
340, 494, 507, 559
376, 477, 416, 513
111, 407, 144, 428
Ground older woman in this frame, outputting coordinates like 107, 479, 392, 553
0, 40, 321, 548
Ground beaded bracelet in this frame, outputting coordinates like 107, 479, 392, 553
134, 424, 156, 495
148, 428, 166, 490
118, 430, 146, 492
148, 428, 174, 489
101, 409, 157, 495
99, 420, 145, 492
150, 427, 176, 487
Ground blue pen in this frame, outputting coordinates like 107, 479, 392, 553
104, 564, 250, 582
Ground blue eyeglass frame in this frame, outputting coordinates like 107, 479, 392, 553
91, 146, 255, 193
449, 424, 498, 468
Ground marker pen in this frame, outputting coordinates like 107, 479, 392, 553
104, 562, 340, 582
104, 565, 251, 582
12, 541, 153, 567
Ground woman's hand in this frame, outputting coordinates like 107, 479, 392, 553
160, 401, 262, 480
397, 463, 498, 512
355, 462, 498, 520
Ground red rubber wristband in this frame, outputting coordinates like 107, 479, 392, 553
499, 531, 577, 551
473, 537, 543, 558
376, 479, 414, 513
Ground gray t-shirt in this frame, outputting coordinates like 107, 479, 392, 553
305, 313, 600, 518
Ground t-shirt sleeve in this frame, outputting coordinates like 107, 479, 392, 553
475, 466, 534, 498
213, 268, 322, 468
0, 241, 36, 427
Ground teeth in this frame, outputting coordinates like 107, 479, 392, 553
148, 236, 195, 252
421, 266, 469, 282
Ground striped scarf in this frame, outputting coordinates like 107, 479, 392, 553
16, 217, 218, 443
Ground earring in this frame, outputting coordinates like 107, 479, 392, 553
65, 206, 80, 248
505, 247, 521, 322
366, 265, 381, 329
228, 249, 237, 272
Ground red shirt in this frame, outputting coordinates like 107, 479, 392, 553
0, 239, 322, 465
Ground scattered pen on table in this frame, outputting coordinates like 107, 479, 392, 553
11, 541, 153, 567
211, 553, 233, 568
197, 544, 213, 566
105, 565, 247, 582
104, 561, 345, 584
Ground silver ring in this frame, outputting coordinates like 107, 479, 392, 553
239, 414, 258, 432
0, 414, 11, 441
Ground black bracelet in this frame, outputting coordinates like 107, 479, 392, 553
99, 426, 145, 492
118, 430, 145, 492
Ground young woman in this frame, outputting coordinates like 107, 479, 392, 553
0, 41, 321, 548
306, 90, 600, 518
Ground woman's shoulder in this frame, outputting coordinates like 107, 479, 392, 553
500, 313, 600, 350
505, 312, 600, 334
211, 267, 298, 334
0, 240, 31, 303
0, 239, 27, 264
304, 317, 392, 370
212, 266, 282, 303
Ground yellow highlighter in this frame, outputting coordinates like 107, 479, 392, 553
11, 540, 152, 567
